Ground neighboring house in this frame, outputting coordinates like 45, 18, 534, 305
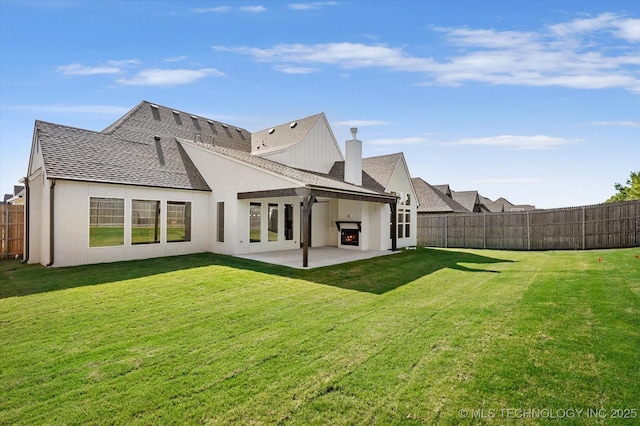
494, 197, 535, 212
451, 190, 483, 213
3, 185, 25, 205
24, 101, 417, 267
479, 196, 501, 213
412, 178, 469, 214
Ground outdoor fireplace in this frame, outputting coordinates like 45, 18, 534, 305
341, 229, 359, 246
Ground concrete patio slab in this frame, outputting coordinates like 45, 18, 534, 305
234, 246, 398, 269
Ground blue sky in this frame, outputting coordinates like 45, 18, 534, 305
1, 0, 638, 208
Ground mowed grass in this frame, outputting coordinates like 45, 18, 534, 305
1, 248, 638, 425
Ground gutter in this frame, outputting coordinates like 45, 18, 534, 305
46, 179, 56, 267
21, 177, 30, 264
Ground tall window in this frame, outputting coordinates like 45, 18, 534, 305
268, 203, 278, 242
398, 209, 405, 238
405, 210, 411, 238
166, 201, 191, 243
217, 202, 225, 242
284, 204, 294, 241
89, 197, 124, 247
132, 200, 160, 244
250, 202, 261, 243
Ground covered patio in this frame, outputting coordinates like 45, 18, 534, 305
235, 246, 398, 269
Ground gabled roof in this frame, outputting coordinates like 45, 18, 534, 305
480, 195, 502, 212
451, 190, 481, 212
35, 120, 211, 191
104, 101, 252, 153
328, 153, 404, 193
251, 113, 324, 155
433, 184, 452, 197
412, 178, 469, 213
182, 139, 387, 196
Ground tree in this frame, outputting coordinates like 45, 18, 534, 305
606, 171, 640, 203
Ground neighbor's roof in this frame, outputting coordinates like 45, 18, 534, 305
35, 120, 211, 191
451, 190, 481, 212
104, 101, 253, 153
251, 113, 325, 155
182, 138, 390, 197
433, 184, 452, 197
480, 195, 502, 212
412, 178, 469, 213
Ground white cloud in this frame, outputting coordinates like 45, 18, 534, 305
56, 63, 120, 75
240, 5, 266, 13
193, 6, 231, 13
369, 136, 426, 145
216, 13, 640, 93
589, 120, 640, 128
116, 68, 225, 86
288, 1, 338, 10
446, 135, 583, 150
274, 65, 318, 74
165, 56, 188, 63
215, 43, 435, 71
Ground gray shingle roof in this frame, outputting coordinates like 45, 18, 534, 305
480, 195, 502, 212
328, 153, 403, 193
182, 139, 386, 196
36, 120, 211, 191
251, 113, 324, 155
433, 184, 452, 197
451, 190, 481, 212
104, 101, 252, 153
412, 178, 469, 213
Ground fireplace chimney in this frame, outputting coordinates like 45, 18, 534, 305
345, 127, 362, 186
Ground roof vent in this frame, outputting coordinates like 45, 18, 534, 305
221, 124, 228, 129
150, 104, 159, 109
235, 128, 242, 132
154, 135, 161, 141
290, 122, 297, 129
268, 128, 275, 134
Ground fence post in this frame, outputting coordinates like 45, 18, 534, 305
4, 207, 9, 259
483, 213, 487, 249
444, 215, 448, 248
526, 211, 531, 251
582, 206, 586, 250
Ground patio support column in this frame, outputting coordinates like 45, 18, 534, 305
302, 195, 316, 267
390, 200, 397, 251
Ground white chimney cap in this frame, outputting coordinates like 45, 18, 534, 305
350, 127, 358, 140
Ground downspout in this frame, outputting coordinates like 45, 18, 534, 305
21, 177, 30, 263
46, 179, 56, 267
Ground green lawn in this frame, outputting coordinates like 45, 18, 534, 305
1, 248, 638, 424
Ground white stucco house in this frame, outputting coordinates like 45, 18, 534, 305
24, 101, 418, 267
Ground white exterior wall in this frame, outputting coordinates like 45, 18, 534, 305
181, 142, 308, 256
44, 181, 210, 267
259, 118, 343, 174
385, 159, 418, 248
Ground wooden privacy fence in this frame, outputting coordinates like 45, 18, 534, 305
417, 200, 640, 250
1, 205, 24, 259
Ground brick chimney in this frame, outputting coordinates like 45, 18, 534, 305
345, 127, 362, 186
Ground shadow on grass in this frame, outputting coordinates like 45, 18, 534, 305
1, 248, 515, 298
